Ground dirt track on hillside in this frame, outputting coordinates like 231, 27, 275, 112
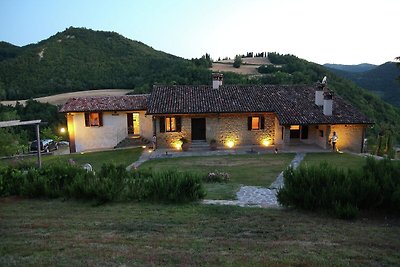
1, 89, 133, 107
212, 57, 271, 75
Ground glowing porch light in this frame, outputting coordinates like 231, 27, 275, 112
262, 139, 271, 147
60, 127, 66, 134
226, 140, 235, 148
173, 140, 183, 150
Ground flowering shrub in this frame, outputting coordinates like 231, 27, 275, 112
204, 171, 230, 183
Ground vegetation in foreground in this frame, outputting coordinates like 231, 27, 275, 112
279, 157, 400, 219
140, 153, 294, 199
0, 200, 399, 266
0, 162, 204, 204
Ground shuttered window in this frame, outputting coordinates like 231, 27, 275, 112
248, 116, 265, 130
160, 116, 181, 132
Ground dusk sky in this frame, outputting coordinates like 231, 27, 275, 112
0, 0, 398, 65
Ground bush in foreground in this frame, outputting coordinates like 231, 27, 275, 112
0, 163, 205, 203
277, 158, 400, 219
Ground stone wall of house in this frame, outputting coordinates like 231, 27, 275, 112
274, 117, 284, 145
155, 113, 276, 149
139, 112, 153, 141
331, 124, 365, 152
70, 110, 150, 152
155, 117, 191, 149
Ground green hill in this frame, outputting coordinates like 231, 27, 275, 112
324, 63, 377, 73
325, 62, 400, 107
0, 27, 211, 100
0, 28, 399, 145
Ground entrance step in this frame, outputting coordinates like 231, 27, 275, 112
190, 140, 209, 150
114, 136, 150, 149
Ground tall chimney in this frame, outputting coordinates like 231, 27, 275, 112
212, 73, 223, 89
323, 91, 333, 116
315, 83, 324, 106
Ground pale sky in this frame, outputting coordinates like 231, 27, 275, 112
0, 0, 398, 65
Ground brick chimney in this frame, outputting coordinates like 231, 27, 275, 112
212, 73, 223, 89
323, 91, 334, 116
315, 83, 324, 106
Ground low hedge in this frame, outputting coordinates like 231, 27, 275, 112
277, 157, 400, 219
0, 162, 205, 204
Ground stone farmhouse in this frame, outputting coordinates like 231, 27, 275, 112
60, 74, 372, 153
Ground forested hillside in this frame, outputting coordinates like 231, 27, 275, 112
0, 27, 212, 100
324, 63, 377, 73
0, 28, 399, 146
325, 62, 400, 107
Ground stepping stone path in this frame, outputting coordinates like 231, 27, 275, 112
203, 153, 306, 208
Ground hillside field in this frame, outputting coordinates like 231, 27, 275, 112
0, 89, 132, 107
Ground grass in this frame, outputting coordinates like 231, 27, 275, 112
301, 152, 366, 170
140, 153, 294, 199
1, 147, 143, 171
0, 199, 399, 266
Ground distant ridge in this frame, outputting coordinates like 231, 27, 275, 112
324, 63, 377, 73
325, 62, 400, 107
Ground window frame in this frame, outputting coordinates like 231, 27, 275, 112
248, 116, 265, 131
165, 117, 177, 132
84, 112, 103, 127
159, 116, 181, 133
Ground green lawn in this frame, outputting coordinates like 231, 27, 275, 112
1, 199, 399, 266
140, 154, 294, 199
1, 148, 143, 171
301, 152, 366, 170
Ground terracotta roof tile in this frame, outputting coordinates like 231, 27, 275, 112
59, 94, 149, 112
147, 85, 372, 125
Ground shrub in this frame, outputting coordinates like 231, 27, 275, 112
278, 158, 400, 219
204, 171, 230, 183
145, 170, 205, 202
0, 163, 205, 204
0, 166, 25, 196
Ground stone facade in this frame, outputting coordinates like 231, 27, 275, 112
330, 124, 366, 152
277, 123, 366, 152
155, 113, 276, 149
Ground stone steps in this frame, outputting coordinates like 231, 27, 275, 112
189, 140, 210, 151
114, 136, 150, 149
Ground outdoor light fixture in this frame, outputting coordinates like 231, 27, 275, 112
173, 140, 183, 150
262, 139, 271, 147
60, 127, 66, 134
142, 145, 146, 149
226, 140, 235, 148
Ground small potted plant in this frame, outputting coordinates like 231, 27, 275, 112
209, 139, 217, 151
180, 137, 190, 151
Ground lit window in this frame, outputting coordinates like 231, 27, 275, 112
290, 125, 300, 130
90, 113, 100, 126
166, 117, 176, 132
85, 112, 102, 127
252, 117, 260, 130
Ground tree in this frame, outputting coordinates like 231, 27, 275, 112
233, 55, 242, 68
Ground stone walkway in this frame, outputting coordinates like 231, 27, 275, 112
127, 148, 307, 208
126, 149, 153, 170
202, 153, 306, 208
